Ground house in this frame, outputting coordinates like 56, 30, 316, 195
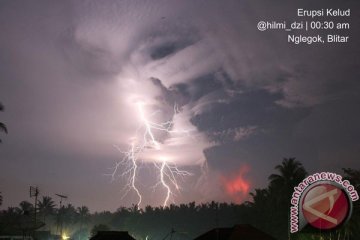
194, 224, 276, 240
90, 231, 136, 240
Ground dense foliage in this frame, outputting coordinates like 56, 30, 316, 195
0, 159, 359, 240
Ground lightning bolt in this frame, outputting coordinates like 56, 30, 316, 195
111, 142, 142, 207
160, 162, 171, 206
111, 102, 191, 208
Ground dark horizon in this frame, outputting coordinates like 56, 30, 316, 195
1, 159, 358, 240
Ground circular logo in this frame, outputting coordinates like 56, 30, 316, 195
301, 183, 350, 230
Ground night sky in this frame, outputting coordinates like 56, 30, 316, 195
0, 0, 359, 212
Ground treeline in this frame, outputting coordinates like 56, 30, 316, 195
0, 158, 359, 240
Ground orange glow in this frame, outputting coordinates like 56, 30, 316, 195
221, 165, 251, 203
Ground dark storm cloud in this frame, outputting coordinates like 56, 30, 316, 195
150, 78, 190, 107
149, 34, 198, 61
150, 43, 181, 61
0, 0, 359, 210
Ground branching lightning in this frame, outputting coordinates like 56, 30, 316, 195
160, 162, 171, 206
111, 102, 191, 208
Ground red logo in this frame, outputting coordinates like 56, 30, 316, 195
302, 183, 350, 230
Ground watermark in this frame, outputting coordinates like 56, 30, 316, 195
290, 172, 358, 233
257, 8, 351, 45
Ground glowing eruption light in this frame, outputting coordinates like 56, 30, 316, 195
221, 165, 251, 203
111, 102, 191, 207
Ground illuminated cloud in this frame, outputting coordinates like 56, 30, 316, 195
137, 105, 215, 166
233, 126, 257, 142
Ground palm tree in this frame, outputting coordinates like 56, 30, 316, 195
268, 157, 307, 196
37, 196, 56, 227
77, 206, 90, 240
246, 188, 273, 233
267, 158, 307, 239
19, 201, 34, 215
0, 102, 8, 143
63, 204, 78, 227
248, 188, 270, 207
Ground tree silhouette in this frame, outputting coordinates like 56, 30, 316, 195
268, 157, 307, 198
248, 158, 308, 239
37, 196, 56, 226
337, 168, 360, 238
0, 102, 8, 143
91, 224, 110, 237
19, 201, 34, 215
63, 204, 78, 227
77, 206, 90, 240
1, 159, 358, 240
